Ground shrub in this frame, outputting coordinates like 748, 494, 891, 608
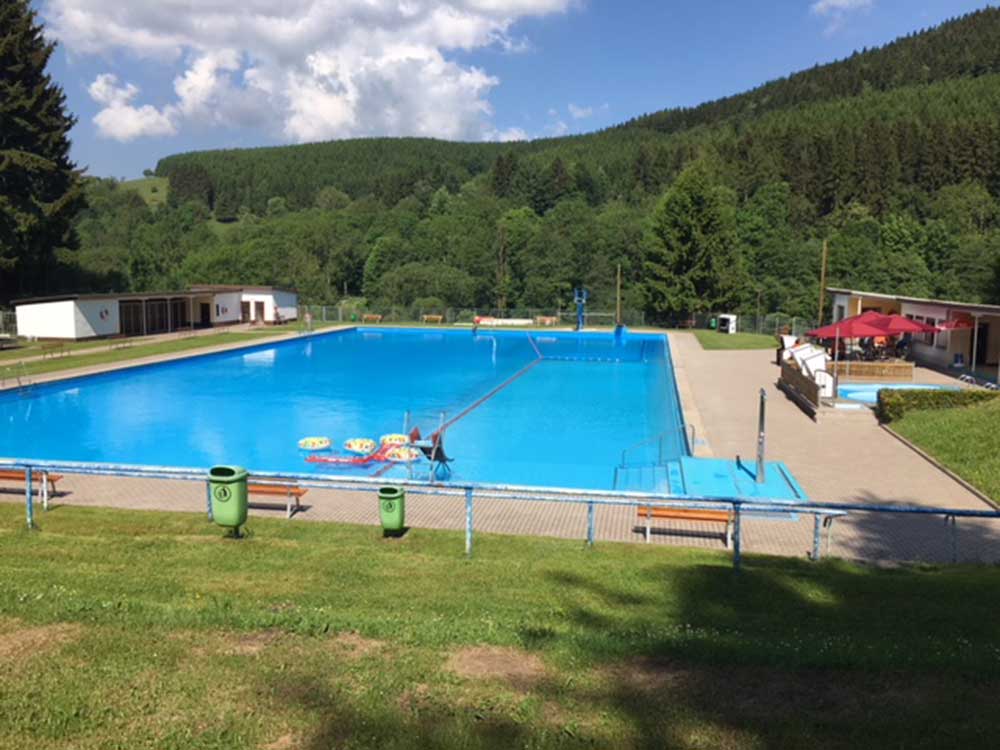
875, 388, 1000, 423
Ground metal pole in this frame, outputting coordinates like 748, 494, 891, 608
25, 467, 34, 529
948, 515, 958, 564
812, 514, 822, 561
732, 507, 742, 570
205, 481, 213, 521
587, 501, 595, 547
756, 388, 767, 484
464, 487, 473, 557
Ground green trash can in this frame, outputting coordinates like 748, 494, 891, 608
378, 486, 405, 536
209, 466, 249, 531
709, 316, 718, 330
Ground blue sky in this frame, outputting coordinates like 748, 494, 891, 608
38, 0, 994, 179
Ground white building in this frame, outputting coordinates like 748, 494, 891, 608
828, 287, 1000, 374
14, 286, 297, 340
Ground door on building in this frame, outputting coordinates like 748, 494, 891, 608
975, 323, 989, 367
199, 303, 211, 326
119, 301, 143, 336
254, 301, 266, 323
241, 301, 250, 322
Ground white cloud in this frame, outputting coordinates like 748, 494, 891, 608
87, 74, 177, 140
811, 0, 873, 33
485, 126, 528, 141
46, 1, 573, 142
567, 103, 592, 119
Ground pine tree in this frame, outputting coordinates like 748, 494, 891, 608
0, 0, 84, 299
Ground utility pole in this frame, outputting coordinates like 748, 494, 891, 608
817, 239, 829, 326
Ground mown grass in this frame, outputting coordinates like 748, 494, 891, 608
1, 504, 998, 749
691, 329, 778, 350
120, 177, 169, 208
893, 397, 1000, 503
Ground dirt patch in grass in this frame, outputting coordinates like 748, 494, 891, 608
329, 631, 383, 661
261, 732, 298, 749
398, 683, 433, 714
0, 619, 84, 662
226, 629, 285, 656
446, 646, 547, 691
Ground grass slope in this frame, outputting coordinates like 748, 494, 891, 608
1, 505, 998, 749
691, 329, 777, 350
119, 177, 169, 208
892, 398, 1000, 503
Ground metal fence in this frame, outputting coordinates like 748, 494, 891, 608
676, 312, 817, 338
299, 304, 645, 328
5, 458, 1000, 569
0, 311, 15, 336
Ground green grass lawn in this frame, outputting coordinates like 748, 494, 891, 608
1, 504, 998, 749
120, 177, 169, 208
892, 397, 1000, 503
691, 329, 778, 350
13, 330, 300, 378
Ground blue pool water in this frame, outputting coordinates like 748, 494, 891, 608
838, 382, 960, 405
0, 328, 688, 491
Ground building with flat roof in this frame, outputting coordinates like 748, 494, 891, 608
827, 287, 1000, 375
13, 286, 297, 340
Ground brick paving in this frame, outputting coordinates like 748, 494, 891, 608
2, 330, 998, 564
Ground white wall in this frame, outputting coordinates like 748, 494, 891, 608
211, 292, 242, 324
15, 300, 79, 339
241, 291, 298, 322
74, 299, 120, 338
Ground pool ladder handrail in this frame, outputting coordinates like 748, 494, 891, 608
618, 424, 695, 469
1, 362, 32, 395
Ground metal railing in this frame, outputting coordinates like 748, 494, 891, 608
6, 457, 1000, 569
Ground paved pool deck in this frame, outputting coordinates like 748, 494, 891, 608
2, 330, 998, 564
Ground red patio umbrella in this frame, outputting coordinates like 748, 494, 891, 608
869, 314, 938, 335
936, 318, 974, 331
807, 315, 890, 339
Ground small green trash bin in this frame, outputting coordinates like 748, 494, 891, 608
378, 486, 405, 535
209, 465, 249, 531
709, 316, 718, 330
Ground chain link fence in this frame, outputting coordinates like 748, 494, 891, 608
0, 311, 16, 337
671, 312, 817, 338
298, 304, 645, 328
4, 462, 999, 567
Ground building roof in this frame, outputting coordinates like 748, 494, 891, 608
188, 284, 297, 295
14, 285, 297, 307
827, 287, 1000, 316
12, 291, 201, 306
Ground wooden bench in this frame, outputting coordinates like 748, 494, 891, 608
534, 316, 559, 327
421, 314, 444, 324
0, 469, 64, 510
40, 342, 68, 358
248, 483, 308, 518
637, 506, 734, 548
362, 314, 383, 323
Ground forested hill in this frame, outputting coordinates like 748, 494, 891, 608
620, 7, 1000, 135
61, 8, 1000, 321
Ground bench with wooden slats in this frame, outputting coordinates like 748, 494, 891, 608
421, 314, 444, 324
637, 506, 734, 547
0, 469, 64, 509
361, 314, 383, 323
248, 483, 308, 519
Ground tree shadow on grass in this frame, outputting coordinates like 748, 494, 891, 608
261, 555, 1000, 749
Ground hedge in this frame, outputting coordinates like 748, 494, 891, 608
875, 388, 1000, 423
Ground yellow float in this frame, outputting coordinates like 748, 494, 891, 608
386, 445, 422, 463
380, 433, 410, 446
298, 436, 331, 451
344, 437, 377, 455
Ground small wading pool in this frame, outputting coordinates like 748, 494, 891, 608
837, 382, 960, 405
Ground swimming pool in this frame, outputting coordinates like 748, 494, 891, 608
837, 382, 960, 405
0, 328, 687, 491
